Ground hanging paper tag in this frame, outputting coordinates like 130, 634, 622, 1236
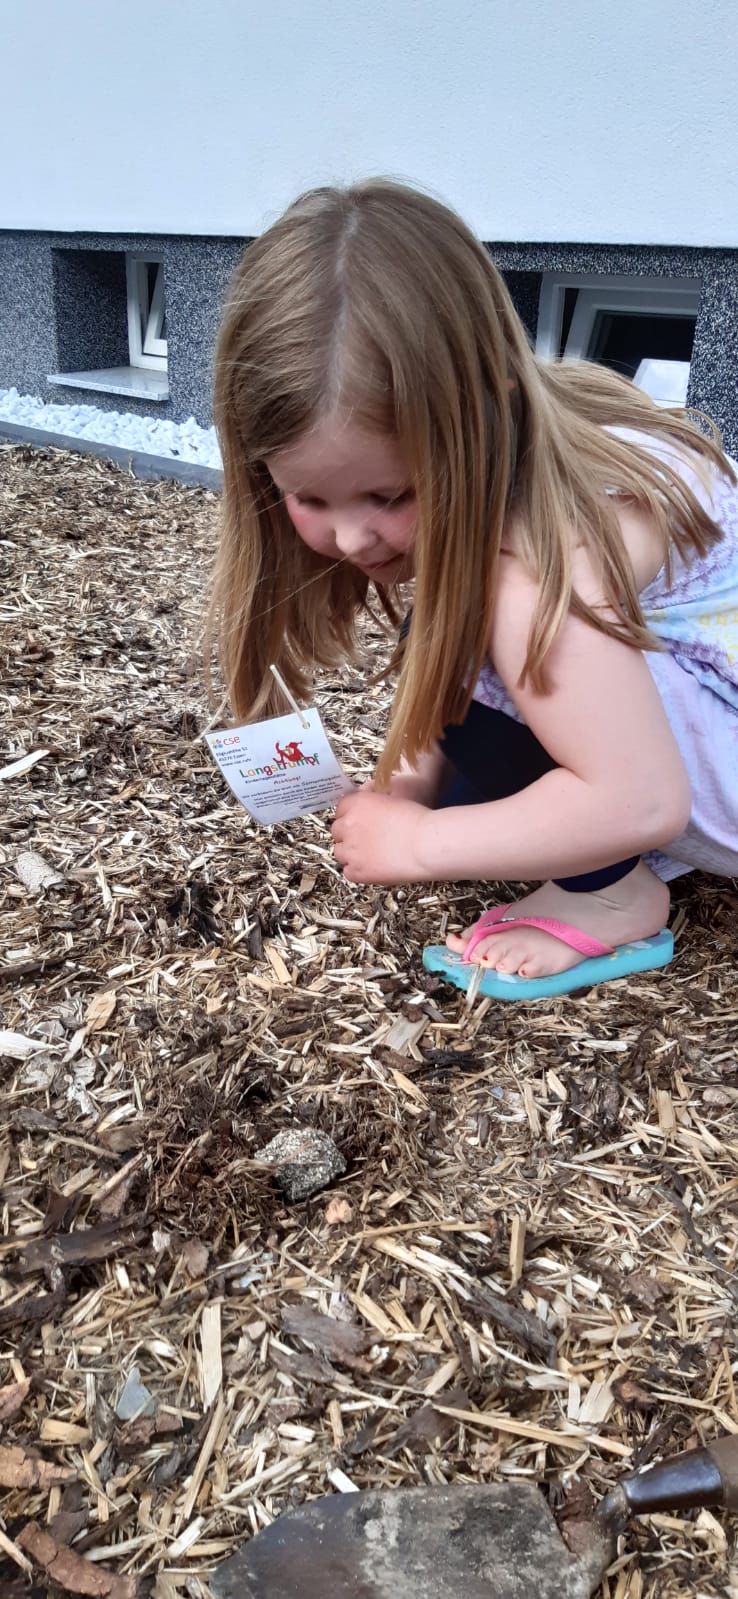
204, 709, 354, 823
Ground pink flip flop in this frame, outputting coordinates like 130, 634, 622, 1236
423, 904, 674, 1001
461, 904, 615, 963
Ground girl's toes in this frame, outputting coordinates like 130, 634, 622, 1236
446, 929, 497, 963
492, 946, 519, 973
517, 956, 543, 979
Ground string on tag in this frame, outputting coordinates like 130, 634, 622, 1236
269, 663, 311, 730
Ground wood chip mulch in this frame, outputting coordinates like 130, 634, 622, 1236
1, 442, 737, 1599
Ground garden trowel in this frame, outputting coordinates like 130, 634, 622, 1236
211, 1433, 738, 1599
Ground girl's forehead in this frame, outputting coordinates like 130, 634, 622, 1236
267, 420, 409, 489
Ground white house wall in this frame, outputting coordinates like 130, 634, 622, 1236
2, 0, 736, 245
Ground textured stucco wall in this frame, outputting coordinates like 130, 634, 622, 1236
1, 231, 736, 452
0, 232, 244, 425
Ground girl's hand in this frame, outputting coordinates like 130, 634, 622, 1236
331, 791, 431, 883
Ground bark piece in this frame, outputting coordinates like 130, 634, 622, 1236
0, 1280, 67, 1333
282, 1305, 373, 1372
0, 1377, 31, 1422
16, 1217, 146, 1275
469, 1286, 557, 1367
17, 1521, 138, 1597
383, 1387, 471, 1458
0, 1445, 74, 1489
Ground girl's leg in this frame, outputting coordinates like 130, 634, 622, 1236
438, 700, 669, 977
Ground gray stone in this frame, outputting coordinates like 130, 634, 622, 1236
255, 1128, 346, 1203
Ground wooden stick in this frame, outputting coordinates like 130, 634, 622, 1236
269, 663, 310, 729
434, 1405, 633, 1458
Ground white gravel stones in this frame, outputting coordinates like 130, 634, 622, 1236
0, 387, 221, 468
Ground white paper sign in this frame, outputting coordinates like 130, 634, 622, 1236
204, 709, 354, 823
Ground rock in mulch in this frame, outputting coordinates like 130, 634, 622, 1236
255, 1128, 346, 1202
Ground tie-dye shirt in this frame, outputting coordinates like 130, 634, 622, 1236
473, 427, 738, 877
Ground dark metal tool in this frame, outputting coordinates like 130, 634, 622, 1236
211, 1433, 738, 1599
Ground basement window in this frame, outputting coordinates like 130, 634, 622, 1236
536, 273, 700, 406
48, 249, 169, 402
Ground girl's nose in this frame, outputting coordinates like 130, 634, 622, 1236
333, 516, 376, 562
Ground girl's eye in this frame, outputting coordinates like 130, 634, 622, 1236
370, 489, 415, 509
293, 494, 325, 510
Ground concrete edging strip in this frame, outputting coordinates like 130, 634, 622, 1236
0, 419, 222, 491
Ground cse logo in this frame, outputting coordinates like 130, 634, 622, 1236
212, 735, 241, 750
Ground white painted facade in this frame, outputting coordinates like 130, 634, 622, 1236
2, 0, 736, 244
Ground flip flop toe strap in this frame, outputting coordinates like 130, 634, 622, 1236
462, 907, 613, 963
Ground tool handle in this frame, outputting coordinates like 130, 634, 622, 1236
705, 1436, 738, 1509
622, 1434, 738, 1515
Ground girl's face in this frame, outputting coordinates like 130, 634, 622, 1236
266, 420, 417, 583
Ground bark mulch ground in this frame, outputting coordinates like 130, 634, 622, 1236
1, 442, 737, 1598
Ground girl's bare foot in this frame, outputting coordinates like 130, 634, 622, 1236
445, 862, 670, 980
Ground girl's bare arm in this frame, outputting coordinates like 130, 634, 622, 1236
415, 545, 692, 882
384, 744, 451, 806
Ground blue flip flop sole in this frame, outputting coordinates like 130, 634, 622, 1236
422, 929, 674, 1001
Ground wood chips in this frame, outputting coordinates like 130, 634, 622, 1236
1, 442, 738, 1598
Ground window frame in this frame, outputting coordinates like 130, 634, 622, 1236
536, 271, 702, 364
126, 254, 168, 370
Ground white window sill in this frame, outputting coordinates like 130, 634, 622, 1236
47, 366, 169, 402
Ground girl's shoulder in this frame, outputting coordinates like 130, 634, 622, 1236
605, 423, 737, 516
502, 494, 665, 598
607, 422, 738, 588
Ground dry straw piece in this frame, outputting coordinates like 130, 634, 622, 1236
1, 442, 738, 1599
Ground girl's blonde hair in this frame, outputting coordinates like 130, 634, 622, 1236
211, 179, 733, 785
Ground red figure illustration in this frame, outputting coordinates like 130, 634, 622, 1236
275, 740, 304, 765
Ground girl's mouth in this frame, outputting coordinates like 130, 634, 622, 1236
362, 554, 404, 578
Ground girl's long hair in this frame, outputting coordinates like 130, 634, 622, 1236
210, 179, 734, 785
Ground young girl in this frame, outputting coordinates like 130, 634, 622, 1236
210, 179, 738, 1000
